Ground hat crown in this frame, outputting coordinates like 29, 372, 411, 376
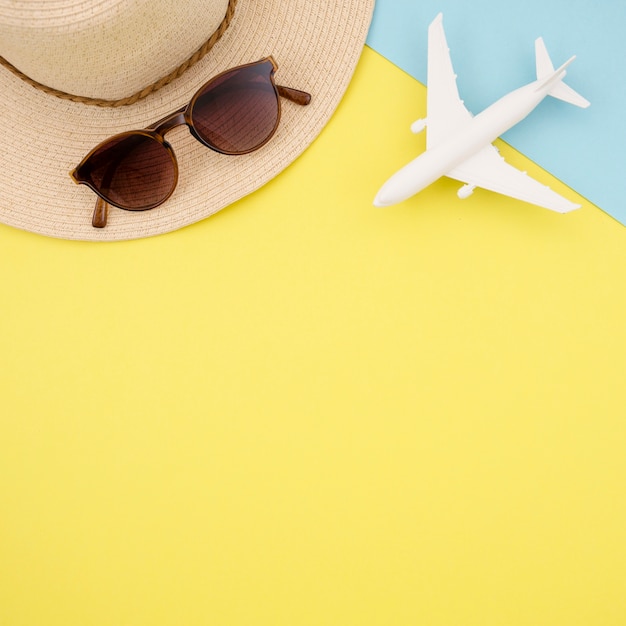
0, 0, 231, 100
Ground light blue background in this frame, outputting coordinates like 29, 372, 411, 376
367, 0, 626, 226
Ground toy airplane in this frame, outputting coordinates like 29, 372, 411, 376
373, 13, 590, 212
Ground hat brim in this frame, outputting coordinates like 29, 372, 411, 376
0, 0, 374, 241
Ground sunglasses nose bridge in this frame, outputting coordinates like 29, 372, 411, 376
148, 109, 188, 137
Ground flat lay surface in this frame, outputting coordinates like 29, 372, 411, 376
1, 3, 626, 625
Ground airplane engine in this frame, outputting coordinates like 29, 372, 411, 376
410, 118, 427, 133
457, 184, 476, 199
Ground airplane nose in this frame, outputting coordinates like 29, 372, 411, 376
373, 187, 393, 207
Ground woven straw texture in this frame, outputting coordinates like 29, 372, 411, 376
0, 0, 375, 241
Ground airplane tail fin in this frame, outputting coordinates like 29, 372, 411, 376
535, 37, 590, 108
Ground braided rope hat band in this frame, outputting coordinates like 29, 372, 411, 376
0, 0, 238, 107
0, 0, 375, 241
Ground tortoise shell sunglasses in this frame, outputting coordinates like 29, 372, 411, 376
70, 57, 311, 228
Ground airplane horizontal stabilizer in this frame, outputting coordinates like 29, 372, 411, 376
547, 80, 590, 108
535, 37, 590, 108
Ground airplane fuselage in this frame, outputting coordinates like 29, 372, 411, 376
374, 78, 557, 207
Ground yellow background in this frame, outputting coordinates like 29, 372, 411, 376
1, 48, 625, 625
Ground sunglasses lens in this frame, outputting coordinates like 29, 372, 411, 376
190, 60, 280, 154
76, 133, 176, 210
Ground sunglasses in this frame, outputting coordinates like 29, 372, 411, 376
70, 57, 311, 228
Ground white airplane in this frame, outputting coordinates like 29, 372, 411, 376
373, 13, 590, 212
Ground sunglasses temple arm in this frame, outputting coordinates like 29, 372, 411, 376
276, 85, 311, 106
91, 151, 126, 228
92, 196, 109, 228
91, 156, 121, 228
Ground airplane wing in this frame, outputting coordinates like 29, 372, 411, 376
447, 144, 580, 213
426, 13, 473, 149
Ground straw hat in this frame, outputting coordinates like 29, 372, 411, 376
0, 0, 375, 241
